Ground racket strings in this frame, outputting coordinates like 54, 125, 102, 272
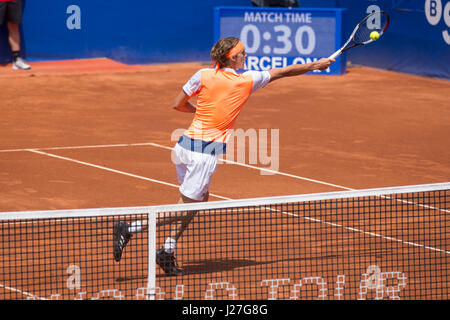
354, 25, 373, 44
353, 12, 389, 44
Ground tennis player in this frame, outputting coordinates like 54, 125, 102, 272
113, 37, 334, 275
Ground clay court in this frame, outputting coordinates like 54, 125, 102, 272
1, 58, 448, 209
0, 59, 449, 300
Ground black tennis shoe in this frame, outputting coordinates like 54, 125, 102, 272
113, 221, 131, 262
156, 247, 184, 276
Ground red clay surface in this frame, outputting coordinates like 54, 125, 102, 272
0, 58, 449, 300
0, 58, 169, 77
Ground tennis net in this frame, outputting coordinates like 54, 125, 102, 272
0, 182, 448, 300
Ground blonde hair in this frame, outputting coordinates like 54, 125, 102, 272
210, 37, 240, 68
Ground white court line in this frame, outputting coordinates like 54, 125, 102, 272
27, 149, 231, 201
1, 141, 354, 191
5, 142, 448, 214
146, 141, 355, 191
0, 142, 158, 153
268, 207, 450, 255
18, 141, 447, 214
0, 283, 47, 300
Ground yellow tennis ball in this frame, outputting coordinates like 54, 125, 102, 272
370, 31, 380, 41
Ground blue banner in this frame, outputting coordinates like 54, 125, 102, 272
1, 0, 448, 79
0, 0, 251, 64
336, 0, 450, 79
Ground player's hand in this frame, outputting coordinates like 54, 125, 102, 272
316, 58, 335, 70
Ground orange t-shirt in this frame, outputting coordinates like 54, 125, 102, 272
181, 68, 270, 147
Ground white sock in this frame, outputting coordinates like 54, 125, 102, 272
164, 237, 177, 254
128, 221, 142, 234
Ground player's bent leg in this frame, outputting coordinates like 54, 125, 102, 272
113, 221, 131, 262
112, 219, 148, 262
156, 192, 208, 276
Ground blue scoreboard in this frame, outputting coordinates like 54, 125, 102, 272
214, 7, 346, 75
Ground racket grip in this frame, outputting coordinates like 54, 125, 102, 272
328, 50, 342, 60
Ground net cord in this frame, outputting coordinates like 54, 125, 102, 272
1, 182, 448, 220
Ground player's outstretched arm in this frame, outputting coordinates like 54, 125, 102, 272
172, 90, 196, 113
268, 58, 334, 83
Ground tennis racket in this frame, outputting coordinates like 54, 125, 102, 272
329, 11, 390, 60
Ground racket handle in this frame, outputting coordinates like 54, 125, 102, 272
328, 50, 342, 60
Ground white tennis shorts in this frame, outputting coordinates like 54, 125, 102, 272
173, 143, 218, 201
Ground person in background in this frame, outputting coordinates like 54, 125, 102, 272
0, 0, 31, 70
